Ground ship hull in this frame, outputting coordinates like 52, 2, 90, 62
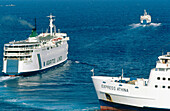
3, 41, 68, 76
141, 20, 151, 25
3, 59, 67, 76
99, 99, 170, 111
92, 76, 170, 110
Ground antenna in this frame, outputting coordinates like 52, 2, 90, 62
47, 14, 56, 36
121, 68, 124, 81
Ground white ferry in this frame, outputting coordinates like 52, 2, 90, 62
92, 52, 170, 110
2, 14, 69, 76
140, 10, 151, 25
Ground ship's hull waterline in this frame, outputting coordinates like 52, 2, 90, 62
99, 99, 170, 111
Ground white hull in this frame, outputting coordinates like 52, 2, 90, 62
140, 10, 151, 25
3, 41, 68, 75
92, 75, 170, 110
2, 14, 69, 76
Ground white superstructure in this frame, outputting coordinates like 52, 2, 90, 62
140, 10, 151, 24
2, 14, 69, 76
92, 52, 170, 110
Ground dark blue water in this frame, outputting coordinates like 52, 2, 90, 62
0, 0, 169, 110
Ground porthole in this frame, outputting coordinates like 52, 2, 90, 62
157, 77, 160, 80
162, 86, 165, 88
168, 86, 170, 89
155, 85, 158, 88
163, 77, 166, 80
168, 78, 170, 81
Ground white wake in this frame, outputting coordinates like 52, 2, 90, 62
129, 23, 161, 29
150, 23, 161, 27
0, 76, 19, 82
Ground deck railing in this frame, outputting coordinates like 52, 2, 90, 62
4, 52, 32, 56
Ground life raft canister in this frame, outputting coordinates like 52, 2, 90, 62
52, 38, 62, 41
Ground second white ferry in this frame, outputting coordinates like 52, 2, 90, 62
92, 52, 170, 110
2, 14, 69, 76
140, 10, 151, 25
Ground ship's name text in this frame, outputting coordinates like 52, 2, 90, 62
101, 84, 128, 92
46, 58, 55, 65
45, 56, 63, 66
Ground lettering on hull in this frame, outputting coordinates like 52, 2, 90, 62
101, 84, 129, 92
44, 56, 63, 66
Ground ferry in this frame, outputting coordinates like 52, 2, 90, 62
140, 10, 151, 25
2, 14, 69, 76
92, 52, 170, 110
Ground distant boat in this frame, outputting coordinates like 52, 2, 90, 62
140, 10, 151, 25
92, 52, 170, 110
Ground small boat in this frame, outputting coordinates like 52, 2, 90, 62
140, 10, 151, 25
92, 52, 170, 110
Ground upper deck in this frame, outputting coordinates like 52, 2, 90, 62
156, 52, 170, 68
92, 76, 149, 88
3, 14, 69, 59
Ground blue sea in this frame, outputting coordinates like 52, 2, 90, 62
0, 0, 169, 110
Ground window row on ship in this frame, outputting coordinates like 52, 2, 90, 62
4, 50, 33, 56
4, 56, 32, 61
154, 68, 170, 71
157, 77, 170, 81
155, 85, 170, 89
154, 77, 170, 89
4, 44, 40, 50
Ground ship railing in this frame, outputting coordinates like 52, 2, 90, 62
19, 58, 30, 61
152, 68, 170, 72
156, 61, 161, 63
157, 61, 170, 64
4, 58, 29, 61
4, 46, 40, 51
4, 52, 32, 56
3, 58, 18, 60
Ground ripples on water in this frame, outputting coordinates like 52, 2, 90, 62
0, 61, 99, 110
0, 0, 170, 110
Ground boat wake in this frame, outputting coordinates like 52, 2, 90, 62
129, 23, 142, 29
0, 76, 19, 82
75, 61, 80, 63
73, 60, 95, 67
129, 23, 161, 29
150, 23, 161, 27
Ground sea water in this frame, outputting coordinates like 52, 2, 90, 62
0, 0, 169, 110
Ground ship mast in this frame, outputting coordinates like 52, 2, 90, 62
47, 14, 55, 36
144, 9, 147, 16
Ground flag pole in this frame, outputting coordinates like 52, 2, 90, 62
91, 68, 94, 76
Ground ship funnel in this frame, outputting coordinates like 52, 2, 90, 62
29, 18, 38, 37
